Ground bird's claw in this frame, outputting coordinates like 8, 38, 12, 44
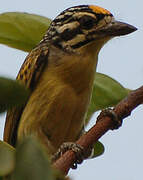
97, 108, 122, 130
52, 142, 86, 169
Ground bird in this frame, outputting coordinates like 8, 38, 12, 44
4, 5, 137, 157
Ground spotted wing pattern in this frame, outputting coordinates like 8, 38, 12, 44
4, 45, 49, 146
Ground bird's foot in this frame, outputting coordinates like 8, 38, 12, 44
52, 142, 91, 169
97, 108, 122, 130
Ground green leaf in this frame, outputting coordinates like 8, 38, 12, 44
91, 141, 104, 158
12, 137, 54, 180
0, 77, 30, 113
86, 73, 128, 122
0, 140, 15, 176
0, 12, 51, 52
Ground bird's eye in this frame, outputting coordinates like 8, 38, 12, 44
79, 15, 96, 30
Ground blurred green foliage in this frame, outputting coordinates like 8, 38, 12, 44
0, 12, 51, 52
0, 77, 29, 113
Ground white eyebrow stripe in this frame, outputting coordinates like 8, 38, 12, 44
57, 21, 79, 34
63, 11, 73, 16
66, 34, 86, 46
55, 14, 65, 20
73, 12, 96, 19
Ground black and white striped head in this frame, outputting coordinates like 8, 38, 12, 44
41, 5, 137, 52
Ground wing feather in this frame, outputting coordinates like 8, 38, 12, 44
4, 45, 49, 146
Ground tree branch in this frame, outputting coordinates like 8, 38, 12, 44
53, 86, 143, 175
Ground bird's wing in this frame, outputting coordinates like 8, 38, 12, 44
4, 45, 49, 146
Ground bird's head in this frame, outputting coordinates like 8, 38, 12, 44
42, 5, 137, 53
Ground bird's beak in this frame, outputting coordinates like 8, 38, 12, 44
96, 20, 137, 37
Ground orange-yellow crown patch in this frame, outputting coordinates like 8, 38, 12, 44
89, 5, 111, 15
